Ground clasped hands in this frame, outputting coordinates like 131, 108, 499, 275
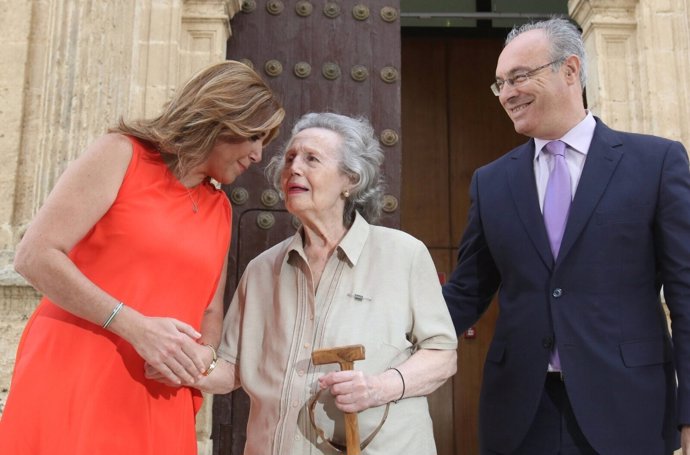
129, 316, 213, 387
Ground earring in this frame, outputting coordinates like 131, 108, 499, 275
341, 190, 350, 198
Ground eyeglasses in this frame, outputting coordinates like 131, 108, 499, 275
490, 58, 564, 96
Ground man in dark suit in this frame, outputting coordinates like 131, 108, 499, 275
443, 17, 690, 455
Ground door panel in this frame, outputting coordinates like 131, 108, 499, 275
446, 38, 522, 454
400, 36, 450, 259
400, 35, 454, 454
401, 31, 524, 455
215, 2, 401, 454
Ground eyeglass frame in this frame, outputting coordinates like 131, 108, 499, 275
490, 57, 566, 96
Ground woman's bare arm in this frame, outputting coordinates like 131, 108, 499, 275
15, 133, 207, 384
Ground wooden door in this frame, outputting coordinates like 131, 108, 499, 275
213, 2, 401, 454
401, 30, 525, 455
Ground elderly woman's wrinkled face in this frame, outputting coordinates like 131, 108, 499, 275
280, 127, 352, 224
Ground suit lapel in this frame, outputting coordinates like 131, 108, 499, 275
507, 140, 554, 269
557, 120, 624, 263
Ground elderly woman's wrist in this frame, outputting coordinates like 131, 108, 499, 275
201, 343, 218, 376
388, 367, 405, 403
380, 368, 405, 404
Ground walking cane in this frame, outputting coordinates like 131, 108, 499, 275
311, 344, 366, 455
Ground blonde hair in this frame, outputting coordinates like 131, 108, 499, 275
112, 60, 285, 178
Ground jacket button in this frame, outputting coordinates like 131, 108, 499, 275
542, 336, 554, 349
552, 288, 563, 298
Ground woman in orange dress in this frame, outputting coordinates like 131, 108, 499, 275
0, 61, 284, 455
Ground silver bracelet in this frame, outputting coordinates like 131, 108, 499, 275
102, 302, 124, 329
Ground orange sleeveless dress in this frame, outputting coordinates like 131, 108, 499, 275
0, 137, 231, 454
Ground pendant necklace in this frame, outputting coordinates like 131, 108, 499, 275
186, 186, 200, 213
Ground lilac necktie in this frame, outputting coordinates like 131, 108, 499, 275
543, 140, 571, 371
543, 140, 571, 258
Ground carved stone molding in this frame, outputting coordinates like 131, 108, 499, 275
8, 0, 237, 240
570, 0, 689, 145
181, 1, 239, 81
570, 0, 641, 131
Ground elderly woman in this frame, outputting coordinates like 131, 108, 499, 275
192, 112, 457, 454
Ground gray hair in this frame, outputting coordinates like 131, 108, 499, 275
506, 17, 587, 90
266, 112, 385, 225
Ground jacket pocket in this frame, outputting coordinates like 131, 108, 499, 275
595, 205, 651, 225
619, 338, 671, 367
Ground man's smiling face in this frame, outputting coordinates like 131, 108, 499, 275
495, 29, 570, 140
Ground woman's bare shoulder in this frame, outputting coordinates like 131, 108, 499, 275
67, 133, 135, 175
88, 132, 133, 157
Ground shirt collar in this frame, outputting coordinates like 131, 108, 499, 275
337, 211, 369, 266
286, 211, 370, 267
533, 111, 596, 161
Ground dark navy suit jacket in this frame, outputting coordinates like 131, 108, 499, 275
443, 119, 690, 455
